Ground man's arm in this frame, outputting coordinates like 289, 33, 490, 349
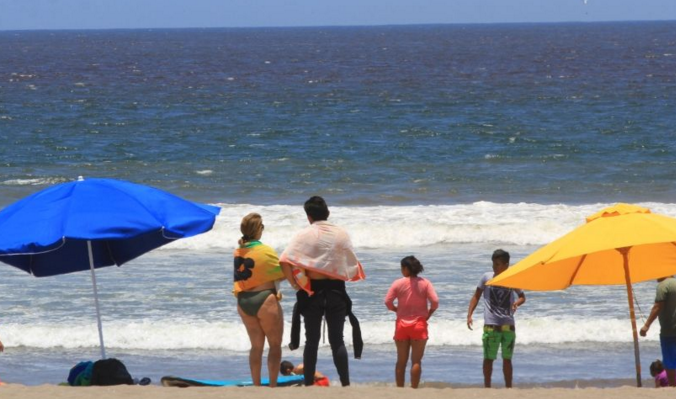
467, 287, 482, 330
640, 301, 664, 337
280, 261, 300, 290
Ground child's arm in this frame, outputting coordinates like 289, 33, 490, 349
467, 288, 482, 330
512, 291, 526, 313
384, 282, 398, 312
427, 280, 439, 320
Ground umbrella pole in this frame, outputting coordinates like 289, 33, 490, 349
620, 247, 641, 387
87, 240, 107, 359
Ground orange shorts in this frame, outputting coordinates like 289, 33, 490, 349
394, 318, 428, 341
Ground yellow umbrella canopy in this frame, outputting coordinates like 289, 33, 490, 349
490, 203, 676, 290
488, 203, 676, 387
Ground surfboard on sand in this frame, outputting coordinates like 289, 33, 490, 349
161, 375, 304, 387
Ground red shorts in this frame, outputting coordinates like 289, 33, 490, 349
315, 376, 330, 387
394, 318, 428, 341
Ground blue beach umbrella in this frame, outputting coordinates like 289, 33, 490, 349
0, 176, 220, 358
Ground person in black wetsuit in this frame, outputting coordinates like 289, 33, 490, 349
280, 196, 364, 387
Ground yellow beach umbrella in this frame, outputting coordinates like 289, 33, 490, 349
488, 203, 676, 387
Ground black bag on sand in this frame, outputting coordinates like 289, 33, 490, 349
91, 358, 134, 386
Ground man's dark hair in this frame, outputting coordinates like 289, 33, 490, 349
304, 196, 329, 221
492, 249, 510, 264
401, 255, 424, 277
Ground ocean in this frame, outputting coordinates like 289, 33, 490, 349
1, 21, 676, 387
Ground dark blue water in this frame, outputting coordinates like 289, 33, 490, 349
1, 22, 676, 207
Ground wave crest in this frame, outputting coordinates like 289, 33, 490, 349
166, 201, 676, 251
0, 317, 651, 350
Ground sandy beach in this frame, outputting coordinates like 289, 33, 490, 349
1, 384, 674, 399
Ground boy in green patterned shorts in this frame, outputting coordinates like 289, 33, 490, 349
467, 249, 526, 388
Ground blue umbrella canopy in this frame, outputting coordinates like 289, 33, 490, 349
0, 177, 221, 276
0, 177, 220, 358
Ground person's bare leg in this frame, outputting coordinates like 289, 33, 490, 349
238, 306, 266, 386
483, 359, 494, 388
503, 359, 513, 388
667, 369, 676, 387
394, 340, 411, 387
258, 294, 284, 387
409, 339, 427, 388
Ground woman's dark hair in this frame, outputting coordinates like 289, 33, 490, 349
304, 196, 329, 221
401, 255, 424, 277
280, 360, 295, 376
650, 359, 664, 377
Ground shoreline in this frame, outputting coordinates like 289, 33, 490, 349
0, 376, 656, 389
420, 378, 652, 389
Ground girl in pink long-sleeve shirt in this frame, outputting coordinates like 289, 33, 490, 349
384, 256, 439, 388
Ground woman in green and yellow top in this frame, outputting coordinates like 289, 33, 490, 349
234, 213, 285, 387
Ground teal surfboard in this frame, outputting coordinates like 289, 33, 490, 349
161, 375, 304, 387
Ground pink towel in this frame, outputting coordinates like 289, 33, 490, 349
281, 221, 365, 294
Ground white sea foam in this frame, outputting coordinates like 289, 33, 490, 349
0, 316, 654, 350
0, 198, 669, 252
165, 201, 676, 251
2, 177, 68, 186
357, 317, 653, 347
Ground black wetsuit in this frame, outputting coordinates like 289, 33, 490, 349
290, 279, 363, 386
